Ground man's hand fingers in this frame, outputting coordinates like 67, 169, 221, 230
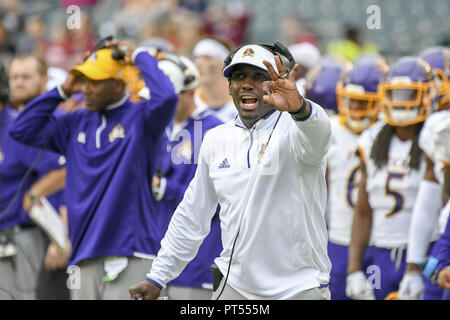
262, 60, 279, 81
289, 64, 300, 81
274, 56, 286, 77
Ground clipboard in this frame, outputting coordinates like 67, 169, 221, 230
29, 197, 68, 251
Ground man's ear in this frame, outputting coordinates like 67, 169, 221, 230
115, 79, 126, 93
228, 81, 232, 95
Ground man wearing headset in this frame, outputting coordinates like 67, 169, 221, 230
9, 41, 178, 299
129, 42, 332, 300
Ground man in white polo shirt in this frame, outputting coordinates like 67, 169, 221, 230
129, 42, 332, 300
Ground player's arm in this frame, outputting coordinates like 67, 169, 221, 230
347, 155, 372, 275
131, 48, 178, 140
345, 154, 376, 299
405, 154, 442, 271
23, 167, 66, 212
9, 77, 77, 154
399, 154, 441, 299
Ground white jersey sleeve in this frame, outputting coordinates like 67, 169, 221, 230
433, 111, 450, 165
290, 100, 332, 166
327, 116, 362, 245
419, 110, 450, 184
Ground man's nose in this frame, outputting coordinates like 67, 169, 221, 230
82, 81, 91, 94
241, 76, 255, 89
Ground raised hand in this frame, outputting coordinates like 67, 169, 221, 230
262, 56, 304, 113
61, 72, 84, 97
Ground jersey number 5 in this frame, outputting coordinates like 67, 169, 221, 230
385, 172, 405, 217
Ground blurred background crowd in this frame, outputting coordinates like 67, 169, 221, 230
1, 0, 449, 72
1, 0, 450, 301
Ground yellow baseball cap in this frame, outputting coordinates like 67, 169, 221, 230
70, 48, 128, 81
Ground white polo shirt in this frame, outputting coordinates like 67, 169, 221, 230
148, 101, 332, 299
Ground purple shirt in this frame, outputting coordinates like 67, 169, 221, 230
9, 51, 178, 265
155, 109, 223, 288
0, 106, 63, 230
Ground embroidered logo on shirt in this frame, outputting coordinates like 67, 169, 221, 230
109, 124, 125, 143
178, 141, 192, 160
258, 143, 268, 163
0, 147, 4, 164
218, 158, 230, 169
77, 132, 86, 144
58, 155, 66, 166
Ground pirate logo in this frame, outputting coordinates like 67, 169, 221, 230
109, 124, 125, 143
242, 47, 255, 58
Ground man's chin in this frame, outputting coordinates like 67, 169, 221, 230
85, 104, 97, 112
11, 98, 31, 107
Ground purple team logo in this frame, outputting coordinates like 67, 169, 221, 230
242, 48, 255, 58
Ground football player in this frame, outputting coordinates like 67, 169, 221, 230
434, 117, 450, 294
347, 56, 434, 300
400, 46, 450, 300
304, 55, 352, 116
326, 55, 388, 299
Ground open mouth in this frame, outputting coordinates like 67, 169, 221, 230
240, 95, 258, 111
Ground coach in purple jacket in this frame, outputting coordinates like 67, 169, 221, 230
9, 43, 178, 299
152, 54, 223, 299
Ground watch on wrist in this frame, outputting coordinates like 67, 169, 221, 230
28, 191, 38, 203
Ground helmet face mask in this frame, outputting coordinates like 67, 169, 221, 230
305, 58, 351, 115
336, 56, 387, 133
432, 69, 450, 110
379, 57, 435, 127
379, 78, 434, 126
419, 46, 450, 110
336, 82, 380, 133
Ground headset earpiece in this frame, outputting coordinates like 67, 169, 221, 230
91, 35, 128, 61
160, 53, 196, 87
222, 40, 295, 75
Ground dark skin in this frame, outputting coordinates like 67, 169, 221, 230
61, 40, 134, 112
61, 74, 126, 112
129, 55, 307, 300
227, 56, 307, 129
347, 157, 372, 275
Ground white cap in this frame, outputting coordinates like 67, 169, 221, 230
288, 42, 321, 70
222, 44, 279, 78
158, 55, 199, 94
192, 38, 230, 62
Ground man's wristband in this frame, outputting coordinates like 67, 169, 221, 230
288, 98, 307, 117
